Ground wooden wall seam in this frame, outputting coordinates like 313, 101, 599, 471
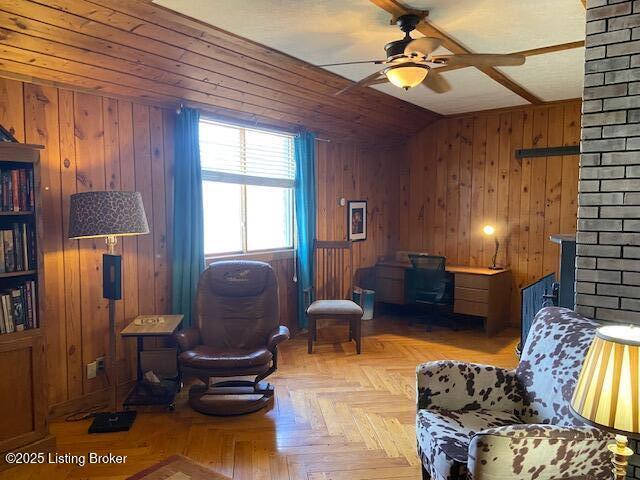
0, 77, 175, 411
400, 99, 582, 325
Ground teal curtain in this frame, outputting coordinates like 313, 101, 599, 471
294, 130, 316, 329
171, 108, 204, 327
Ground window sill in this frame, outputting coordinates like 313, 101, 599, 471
206, 249, 296, 265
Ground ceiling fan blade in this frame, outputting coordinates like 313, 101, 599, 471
422, 70, 451, 94
335, 70, 387, 96
404, 37, 443, 57
317, 59, 385, 67
432, 53, 526, 68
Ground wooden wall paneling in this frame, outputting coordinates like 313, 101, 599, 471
0, 78, 25, 142
433, 121, 448, 256
322, 141, 334, 256
117, 100, 140, 382
73, 92, 107, 395
398, 152, 410, 250
315, 141, 326, 297
560, 103, 581, 234
469, 116, 487, 266
483, 115, 500, 267
507, 111, 524, 321
352, 146, 364, 272
409, 134, 425, 251
527, 108, 549, 284
497, 113, 512, 268
361, 148, 376, 269
517, 109, 534, 295
102, 97, 127, 368
542, 106, 564, 277
149, 107, 169, 316
373, 149, 384, 263
0, 43, 345, 133
23, 83, 67, 405
82, 0, 437, 126
387, 146, 402, 258
339, 143, 349, 296
401, 100, 581, 326
336, 144, 349, 243
132, 105, 156, 318
0, 25, 401, 139
382, 148, 398, 261
356, 147, 367, 271
162, 109, 175, 298
0, 79, 177, 410
58, 88, 83, 401
457, 117, 473, 264
424, 131, 438, 255
315, 140, 327, 243
445, 119, 461, 263
315, 142, 397, 290
105, 0, 428, 119
0, 1, 439, 142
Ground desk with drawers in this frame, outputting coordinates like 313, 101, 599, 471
375, 260, 511, 334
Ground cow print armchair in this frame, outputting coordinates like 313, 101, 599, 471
416, 307, 613, 480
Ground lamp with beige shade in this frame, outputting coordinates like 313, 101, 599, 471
571, 325, 640, 480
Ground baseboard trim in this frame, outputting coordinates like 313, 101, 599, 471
48, 380, 136, 420
0, 434, 55, 471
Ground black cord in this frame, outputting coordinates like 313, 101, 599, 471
64, 403, 108, 422
65, 369, 113, 422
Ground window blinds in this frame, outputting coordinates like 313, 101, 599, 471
199, 119, 295, 188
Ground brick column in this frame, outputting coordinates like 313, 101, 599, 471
580, 2, 640, 477
578, 0, 640, 327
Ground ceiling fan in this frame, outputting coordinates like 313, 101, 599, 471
319, 13, 526, 96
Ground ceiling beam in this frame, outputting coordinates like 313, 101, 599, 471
369, 0, 543, 104
435, 40, 585, 74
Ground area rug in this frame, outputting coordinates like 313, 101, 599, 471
127, 455, 230, 480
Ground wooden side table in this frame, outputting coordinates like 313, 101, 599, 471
120, 314, 183, 411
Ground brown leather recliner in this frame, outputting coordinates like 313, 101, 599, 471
174, 260, 290, 415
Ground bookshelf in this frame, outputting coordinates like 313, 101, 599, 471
0, 143, 54, 468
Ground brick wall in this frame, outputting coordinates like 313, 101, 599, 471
580, 2, 640, 477
578, 0, 640, 324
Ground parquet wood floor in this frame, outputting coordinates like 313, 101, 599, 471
5, 314, 519, 480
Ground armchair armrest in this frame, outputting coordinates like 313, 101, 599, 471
416, 360, 521, 412
173, 326, 201, 352
267, 326, 290, 352
467, 424, 613, 479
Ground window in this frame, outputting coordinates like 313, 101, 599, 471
199, 119, 295, 255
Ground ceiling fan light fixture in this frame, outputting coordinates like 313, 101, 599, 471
384, 64, 428, 90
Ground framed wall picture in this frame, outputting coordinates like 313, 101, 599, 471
347, 200, 367, 242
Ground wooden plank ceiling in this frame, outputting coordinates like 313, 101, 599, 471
0, 0, 440, 143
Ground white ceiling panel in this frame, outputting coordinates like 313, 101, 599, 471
154, 0, 586, 114
406, 0, 586, 53
498, 48, 586, 102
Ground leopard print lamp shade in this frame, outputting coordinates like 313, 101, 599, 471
68, 191, 149, 239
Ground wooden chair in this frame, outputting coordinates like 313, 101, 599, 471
306, 240, 363, 354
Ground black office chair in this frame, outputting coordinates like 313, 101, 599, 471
405, 254, 454, 330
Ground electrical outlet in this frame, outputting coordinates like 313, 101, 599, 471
87, 361, 97, 379
96, 356, 105, 371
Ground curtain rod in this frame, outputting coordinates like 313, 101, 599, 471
177, 103, 332, 143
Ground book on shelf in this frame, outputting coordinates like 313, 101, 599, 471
0, 166, 34, 213
0, 222, 36, 274
0, 280, 37, 335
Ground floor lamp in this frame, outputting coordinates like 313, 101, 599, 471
571, 325, 640, 479
68, 191, 149, 433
